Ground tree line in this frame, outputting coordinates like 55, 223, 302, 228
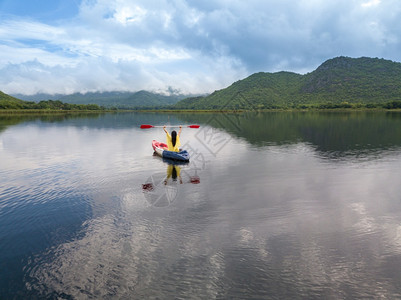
0, 99, 105, 110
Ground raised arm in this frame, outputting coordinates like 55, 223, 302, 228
163, 125, 168, 134
178, 125, 182, 136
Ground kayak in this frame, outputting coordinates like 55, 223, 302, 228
152, 140, 190, 162
162, 157, 189, 166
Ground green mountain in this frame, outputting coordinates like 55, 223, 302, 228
175, 56, 401, 109
1, 91, 104, 111
0, 91, 22, 102
14, 91, 188, 109
0, 91, 26, 109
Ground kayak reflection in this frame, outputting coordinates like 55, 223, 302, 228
142, 158, 200, 207
161, 157, 200, 185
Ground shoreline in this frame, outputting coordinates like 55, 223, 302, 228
1, 108, 401, 115
0, 109, 114, 115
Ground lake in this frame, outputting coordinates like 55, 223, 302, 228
1, 111, 401, 299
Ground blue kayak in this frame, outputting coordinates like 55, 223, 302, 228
152, 140, 190, 162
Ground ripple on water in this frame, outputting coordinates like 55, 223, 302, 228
3, 113, 401, 299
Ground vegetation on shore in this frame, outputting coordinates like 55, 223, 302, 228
0, 91, 105, 111
144, 100, 401, 111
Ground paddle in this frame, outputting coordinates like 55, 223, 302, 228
140, 124, 200, 129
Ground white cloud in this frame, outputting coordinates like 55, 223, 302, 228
0, 44, 76, 67
0, 19, 65, 41
113, 5, 147, 25
1, 0, 401, 95
361, 0, 381, 8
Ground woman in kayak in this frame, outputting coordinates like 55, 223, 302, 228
163, 125, 182, 152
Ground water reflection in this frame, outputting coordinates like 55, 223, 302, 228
178, 111, 401, 160
2, 112, 401, 298
25, 146, 401, 298
2, 111, 401, 161
142, 157, 200, 208
0, 111, 195, 133
0, 112, 106, 132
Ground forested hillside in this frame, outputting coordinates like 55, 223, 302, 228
0, 92, 103, 110
175, 56, 401, 109
0, 92, 27, 109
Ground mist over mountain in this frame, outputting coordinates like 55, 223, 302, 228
11, 91, 192, 109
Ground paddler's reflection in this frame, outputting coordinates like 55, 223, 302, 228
164, 164, 183, 185
141, 159, 201, 203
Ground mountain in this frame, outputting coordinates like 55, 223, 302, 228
10, 93, 65, 102
0, 91, 26, 109
1, 91, 103, 110
58, 91, 188, 108
175, 56, 401, 109
300, 56, 401, 102
13, 91, 189, 109
175, 71, 302, 109
0, 91, 22, 102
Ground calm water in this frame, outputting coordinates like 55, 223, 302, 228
1, 111, 401, 299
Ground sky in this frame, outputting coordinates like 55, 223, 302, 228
1, 0, 401, 95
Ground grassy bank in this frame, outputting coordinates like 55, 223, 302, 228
1, 107, 401, 116
132, 107, 401, 113
0, 109, 116, 115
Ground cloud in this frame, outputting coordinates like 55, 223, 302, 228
361, 0, 381, 8
1, 0, 401, 95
